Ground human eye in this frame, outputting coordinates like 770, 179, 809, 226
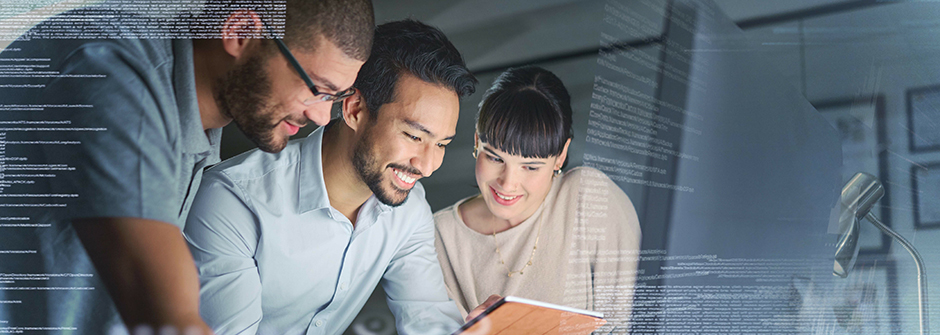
524, 166, 540, 171
316, 92, 339, 102
486, 154, 502, 163
436, 142, 448, 149
403, 132, 420, 141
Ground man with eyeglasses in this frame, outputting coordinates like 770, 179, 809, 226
184, 20, 482, 334
0, 0, 372, 333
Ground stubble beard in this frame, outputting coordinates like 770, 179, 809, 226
352, 124, 414, 207
214, 53, 288, 153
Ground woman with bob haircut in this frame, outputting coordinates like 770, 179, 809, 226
433, 66, 641, 327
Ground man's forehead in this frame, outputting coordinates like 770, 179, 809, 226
378, 74, 460, 136
292, 38, 362, 91
307, 72, 340, 92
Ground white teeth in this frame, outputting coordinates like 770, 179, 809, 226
495, 191, 518, 201
394, 169, 416, 184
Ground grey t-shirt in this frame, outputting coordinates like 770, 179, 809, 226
0, 7, 220, 334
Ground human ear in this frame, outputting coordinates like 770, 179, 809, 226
473, 133, 480, 159
341, 89, 368, 132
220, 9, 264, 60
554, 138, 571, 170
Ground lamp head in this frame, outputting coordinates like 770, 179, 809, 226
834, 172, 884, 278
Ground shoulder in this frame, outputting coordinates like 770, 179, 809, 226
557, 166, 621, 195
198, 139, 305, 212
17, 9, 174, 68
562, 166, 609, 182
186, 144, 307, 238
556, 166, 639, 224
433, 203, 458, 223
5, 12, 177, 121
433, 200, 462, 231
206, 139, 304, 184
433, 194, 479, 227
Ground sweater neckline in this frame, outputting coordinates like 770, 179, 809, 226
450, 175, 562, 238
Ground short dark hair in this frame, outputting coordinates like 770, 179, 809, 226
476, 66, 573, 166
196, 0, 374, 61
354, 19, 477, 116
282, 0, 373, 61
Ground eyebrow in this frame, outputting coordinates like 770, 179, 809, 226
404, 119, 456, 141
482, 146, 546, 165
307, 72, 341, 92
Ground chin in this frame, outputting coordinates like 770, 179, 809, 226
486, 203, 516, 220
373, 180, 410, 207
257, 133, 291, 153
256, 139, 288, 153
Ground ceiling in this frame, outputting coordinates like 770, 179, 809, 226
372, 0, 856, 73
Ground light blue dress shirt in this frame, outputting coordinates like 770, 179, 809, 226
184, 125, 463, 335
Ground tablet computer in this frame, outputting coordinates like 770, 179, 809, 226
452, 296, 606, 335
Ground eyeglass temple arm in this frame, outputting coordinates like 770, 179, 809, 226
260, 20, 319, 93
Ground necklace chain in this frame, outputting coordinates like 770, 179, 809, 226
492, 215, 545, 277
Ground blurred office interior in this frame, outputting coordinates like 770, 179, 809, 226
242, 1, 938, 334
3, 0, 937, 333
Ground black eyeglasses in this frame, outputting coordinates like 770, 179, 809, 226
271, 38, 356, 106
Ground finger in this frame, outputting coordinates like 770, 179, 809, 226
482, 294, 502, 306
466, 295, 503, 322
466, 306, 484, 322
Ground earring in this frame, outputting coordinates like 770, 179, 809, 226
472, 147, 479, 159
553, 169, 562, 177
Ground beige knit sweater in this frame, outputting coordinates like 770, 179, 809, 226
433, 167, 641, 330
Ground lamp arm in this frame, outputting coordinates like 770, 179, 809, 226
865, 213, 929, 335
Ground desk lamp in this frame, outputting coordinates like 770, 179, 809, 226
834, 172, 928, 334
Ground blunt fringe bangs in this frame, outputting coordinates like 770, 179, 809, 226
477, 66, 573, 161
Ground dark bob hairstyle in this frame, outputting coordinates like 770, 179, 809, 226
476, 66, 573, 167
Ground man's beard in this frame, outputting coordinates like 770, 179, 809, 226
214, 53, 288, 153
352, 125, 421, 207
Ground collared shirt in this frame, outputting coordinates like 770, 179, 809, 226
2, 22, 221, 228
0, 7, 220, 333
184, 126, 462, 335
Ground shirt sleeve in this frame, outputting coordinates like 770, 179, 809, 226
33, 41, 182, 226
589, 170, 642, 334
382, 202, 464, 334
183, 171, 263, 335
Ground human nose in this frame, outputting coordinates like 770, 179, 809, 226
496, 165, 519, 191
304, 101, 333, 126
411, 144, 442, 178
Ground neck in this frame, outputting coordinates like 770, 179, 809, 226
321, 121, 373, 225
460, 196, 522, 234
490, 210, 523, 233
192, 40, 232, 130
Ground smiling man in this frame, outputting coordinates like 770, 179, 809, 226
184, 20, 478, 334
0, 0, 372, 333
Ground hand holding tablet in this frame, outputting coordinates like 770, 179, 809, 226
454, 296, 606, 335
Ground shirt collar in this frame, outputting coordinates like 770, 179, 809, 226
298, 126, 333, 213
173, 39, 219, 159
297, 124, 393, 215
